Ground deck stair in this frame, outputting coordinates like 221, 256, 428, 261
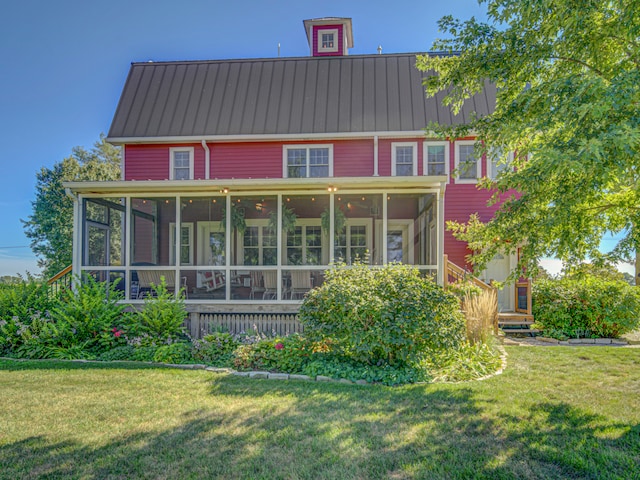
498, 312, 540, 336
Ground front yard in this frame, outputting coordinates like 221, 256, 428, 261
1, 346, 638, 479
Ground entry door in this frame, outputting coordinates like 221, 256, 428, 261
484, 254, 511, 311
386, 221, 414, 264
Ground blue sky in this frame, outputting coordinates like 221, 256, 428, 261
0, 0, 631, 278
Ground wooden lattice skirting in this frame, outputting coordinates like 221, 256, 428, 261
185, 312, 303, 339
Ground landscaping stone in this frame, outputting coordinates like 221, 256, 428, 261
232, 371, 250, 377
559, 341, 571, 346
268, 373, 289, 380
206, 367, 233, 373
338, 379, 353, 384
355, 380, 368, 385
248, 371, 269, 379
595, 338, 612, 345
568, 338, 596, 344
289, 374, 312, 381
611, 339, 628, 345
316, 375, 332, 382
537, 337, 559, 344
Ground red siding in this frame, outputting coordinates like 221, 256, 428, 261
312, 24, 344, 57
333, 140, 373, 176
125, 144, 205, 180
212, 142, 283, 179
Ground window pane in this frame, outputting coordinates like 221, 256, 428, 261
459, 145, 478, 179
395, 145, 414, 176
427, 145, 446, 175
288, 165, 306, 178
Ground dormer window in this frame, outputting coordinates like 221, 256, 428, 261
318, 28, 339, 53
321, 32, 335, 49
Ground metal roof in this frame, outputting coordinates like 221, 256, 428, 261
107, 53, 495, 141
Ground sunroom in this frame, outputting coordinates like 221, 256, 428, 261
65, 176, 446, 311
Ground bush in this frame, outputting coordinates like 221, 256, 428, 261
0, 280, 57, 323
299, 262, 466, 368
135, 279, 187, 342
533, 275, 640, 339
153, 342, 194, 364
192, 332, 240, 366
233, 335, 308, 372
97, 345, 136, 361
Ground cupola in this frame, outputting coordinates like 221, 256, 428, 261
303, 17, 353, 57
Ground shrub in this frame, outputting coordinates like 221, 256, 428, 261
153, 342, 194, 364
192, 332, 239, 366
50, 275, 127, 353
97, 345, 136, 361
135, 278, 187, 342
299, 262, 466, 368
131, 346, 159, 362
233, 335, 308, 372
533, 275, 640, 339
0, 280, 57, 323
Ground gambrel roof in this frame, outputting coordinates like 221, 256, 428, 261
107, 53, 495, 141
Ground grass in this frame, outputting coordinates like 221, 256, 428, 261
1, 347, 639, 479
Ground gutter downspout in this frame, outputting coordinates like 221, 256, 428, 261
373, 135, 379, 176
202, 140, 210, 180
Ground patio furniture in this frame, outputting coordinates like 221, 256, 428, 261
289, 270, 312, 299
262, 270, 278, 300
249, 271, 265, 299
200, 270, 225, 292
136, 270, 187, 298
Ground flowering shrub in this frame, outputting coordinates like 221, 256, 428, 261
153, 342, 194, 364
233, 335, 308, 372
192, 332, 239, 366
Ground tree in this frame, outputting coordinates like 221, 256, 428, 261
417, 0, 640, 283
22, 135, 120, 278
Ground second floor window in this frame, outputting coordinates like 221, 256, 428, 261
170, 147, 193, 180
456, 142, 481, 182
284, 146, 332, 178
392, 142, 417, 176
424, 142, 449, 176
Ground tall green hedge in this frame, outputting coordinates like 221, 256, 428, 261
533, 276, 640, 339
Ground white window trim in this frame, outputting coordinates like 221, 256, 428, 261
283, 219, 327, 266
169, 147, 194, 180
454, 141, 481, 184
423, 141, 450, 179
391, 142, 418, 177
169, 222, 193, 266
334, 218, 373, 264
237, 219, 278, 266
317, 28, 339, 53
487, 150, 514, 180
283, 145, 334, 178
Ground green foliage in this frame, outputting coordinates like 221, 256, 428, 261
424, 341, 502, 383
131, 346, 159, 362
192, 332, 240, 366
417, 0, 640, 278
533, 275, 640, 339
51, 275, 127, 353
153, 342, 194, 364
299, 262, 466, 368
0, 280, 57, 323
97, 345, 136, 361
232, 335, 308, 373
22, 135, 121, 277
136, 278, 187, 342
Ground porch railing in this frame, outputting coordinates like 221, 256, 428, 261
47, 265, 72, 296
442, 255, 495, 293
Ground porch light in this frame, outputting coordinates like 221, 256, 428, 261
220, 188, 229, 194
327, 186, 337, 192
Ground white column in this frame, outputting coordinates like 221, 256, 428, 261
437, 190, 445, 285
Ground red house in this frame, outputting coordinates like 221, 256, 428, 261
65, 18, 524, 325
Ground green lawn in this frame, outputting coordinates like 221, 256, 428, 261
1, 347, 639, 480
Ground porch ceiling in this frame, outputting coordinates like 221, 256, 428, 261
64, 176, 448, 196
